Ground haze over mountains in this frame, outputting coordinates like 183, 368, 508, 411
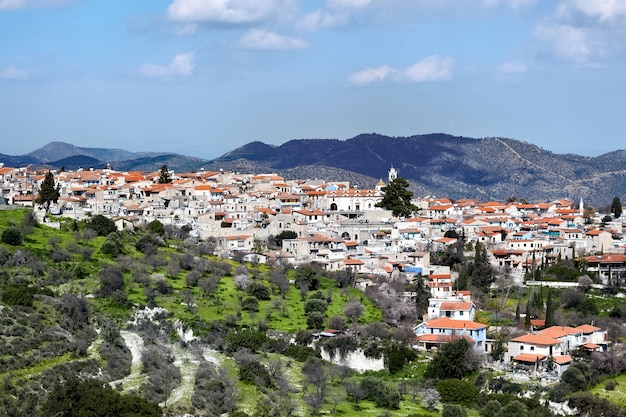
3, 134, 626, 207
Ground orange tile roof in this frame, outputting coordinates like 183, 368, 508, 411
415, 334, 475, 343
511, 334, 561, 346
575, 324, 601, 334
553, 355, 573, 365
424, 317, 486, 330
540, 326, 581, 338
513, 353, 546, 363
439, 302, 473, 311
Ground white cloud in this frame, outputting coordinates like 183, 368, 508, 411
349, 56, 454, 85
557, 0, 626, 24
482, 0, 535, 11
0, 65, 28, 79
496, 60, 529, 74
534, 23, 598, 64
404, 55, 454, 82
327, 0, 371, 10
0, 0, 70, 11
348, 65, 394, 85
300, 0, 536, 31
167, 0, 295, 24
139, 53, 195, 77
239, 29, 306, 50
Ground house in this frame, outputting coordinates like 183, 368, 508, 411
413, 316, 487, 351
506, 333, 564, 366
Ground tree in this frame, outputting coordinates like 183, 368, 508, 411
425, 338, 477, 380
43, 377, 161, 417
271, 230, 297, 248
414, 276, 431, 318
157, 164, 172, 184
375, 177, 419, 218
147, 219, 165, 236
441, 404, 468, 417
545, 287, 555, 328
1, 227, 23, 245
87, 215, 117, 236
35, 171, 61, 211
611, 196, 622, 218
343, 299, 365, 323
583, 205, 595, 224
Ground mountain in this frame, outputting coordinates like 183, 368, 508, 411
27, 141, 164, 163
3, 135, 626, 206
211, 133, 626, 206
0, 141, 210, 173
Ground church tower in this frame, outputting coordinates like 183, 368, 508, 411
388, 165, 398, 182
579, 197, 584, 216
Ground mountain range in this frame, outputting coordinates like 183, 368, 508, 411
3, 135, 626, 207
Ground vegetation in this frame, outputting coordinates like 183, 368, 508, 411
375, 177, 419, 217
611, 196, 622, 218
2, 208, 626, 417
34, 171, 61, 211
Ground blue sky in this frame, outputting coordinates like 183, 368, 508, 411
2, 0, 626, 160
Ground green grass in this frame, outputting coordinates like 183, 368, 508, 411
591, 373, 626, 406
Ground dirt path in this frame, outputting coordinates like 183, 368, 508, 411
110, 331, 147, 392
161, 344, 200, 408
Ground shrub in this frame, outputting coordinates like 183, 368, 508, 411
226, 330, 267, 353
306, 312, 325, 330
246, 281, 271, 301
239, 360, 273, 388
442, 404, 468, 417
147, 219, 165, 236
304, 298, 328, 315
86, 215, 117, 236
605, 380, 618, 391
1, 227, 23, 245
283, 345, 321, 362
242, 296, 259, 312
436, 379, 478, 407
1, 283, 36, 306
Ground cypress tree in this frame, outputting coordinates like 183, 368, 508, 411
35, 171, 61, 211
545, 287, 555, 327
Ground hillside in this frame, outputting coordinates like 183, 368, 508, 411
211, 133, 626, 206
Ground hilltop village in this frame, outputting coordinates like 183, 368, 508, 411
1, 164, 622, 379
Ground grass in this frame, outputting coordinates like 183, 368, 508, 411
591, 373, 626, 406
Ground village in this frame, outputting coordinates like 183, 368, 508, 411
0, 163, 621, 382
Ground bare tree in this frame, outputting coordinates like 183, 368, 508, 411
344, 299, 365, 323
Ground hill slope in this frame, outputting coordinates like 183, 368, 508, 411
211, 133, 626, 205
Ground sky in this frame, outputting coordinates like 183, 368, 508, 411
2, 0, 626, 160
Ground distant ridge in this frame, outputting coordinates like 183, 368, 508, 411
27, 141, 165, 163
3, 135, 626, 206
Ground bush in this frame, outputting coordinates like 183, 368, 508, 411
304, 298, 328, 315
1, 283, 36, 306
385, 342, 418, 374
306, 311, 325, 330
242, 296, 259, 312
1, 227, 23, 245
226, 330, 267, 353
147, 219, 165, 236
86, 215, 117, 236
442, 404, 468, 417
239, 360, 273, 388
605, 380, 618, 391
436, 379, 478, 407
246, 281, 271, 301
359, 376, 401, 409
283, 345, 321, 362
